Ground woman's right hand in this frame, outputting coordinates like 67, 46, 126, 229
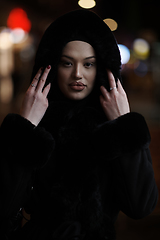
20, 66, 51, 126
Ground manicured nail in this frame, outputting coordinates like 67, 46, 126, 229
47, 65, 51, 69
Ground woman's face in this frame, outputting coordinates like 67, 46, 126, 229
57, 41, 97, 100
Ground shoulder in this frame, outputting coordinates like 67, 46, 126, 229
92, 112, 151, 159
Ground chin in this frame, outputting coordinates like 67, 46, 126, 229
67, 95, 86, 101
65, 92, 89, 101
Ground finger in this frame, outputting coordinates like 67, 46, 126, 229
99, 94, 104, 106
30, 68, 43, 89
117, 79, 126, 94
100, 85, 110, 99
36, 65, 51, 92
43, 83, 51, 98
107, 70, 117, 91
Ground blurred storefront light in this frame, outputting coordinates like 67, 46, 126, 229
7, 8, 31, 33
118, 44, 130, 65
78, 0, 96, 9
103, 18, 118, 31
10, 28, 28, 44
0, 77, 13, 103
0, 29, 14, 103
133, 38, 150, 60
0, 29, 12, 50
0, 29, 13, 75
6, 8, 31, 44
0, 8, 32, 104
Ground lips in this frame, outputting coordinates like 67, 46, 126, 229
69, 81, 86, 91
69, 82, 86, 86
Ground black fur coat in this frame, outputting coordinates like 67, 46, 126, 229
0, 99, 158, 240
0, 9, 158, 240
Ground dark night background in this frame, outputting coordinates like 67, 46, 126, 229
0, 1, 160, 239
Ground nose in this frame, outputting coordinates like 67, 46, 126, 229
72, 64, 83, 79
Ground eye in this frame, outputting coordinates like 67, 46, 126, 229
84, 62, 96, 68
60, 59, 72, 67
63, 61, 72, 67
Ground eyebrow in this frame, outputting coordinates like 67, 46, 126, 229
61, 55, 96, 60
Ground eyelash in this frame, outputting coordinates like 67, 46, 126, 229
62, 61, 72, 67
61, 61, 96, 68
84, 62, 96, 68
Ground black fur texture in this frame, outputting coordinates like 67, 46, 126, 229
1, 10, 155, 240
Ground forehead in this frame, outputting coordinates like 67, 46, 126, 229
62, 41, 96, 58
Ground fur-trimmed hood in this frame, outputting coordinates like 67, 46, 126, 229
31, 9, 122, 102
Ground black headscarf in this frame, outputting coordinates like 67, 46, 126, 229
31, 9, 121, 103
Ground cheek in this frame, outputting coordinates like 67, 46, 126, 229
87, 70, 97, 89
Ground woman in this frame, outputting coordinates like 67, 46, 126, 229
0, 9, 158, 240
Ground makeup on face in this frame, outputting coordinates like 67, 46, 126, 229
57, 41, 97, 100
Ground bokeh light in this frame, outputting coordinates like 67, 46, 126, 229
7, 8, 31, 32
118, 44, 130, 65
78, 0, 96, 9
0, 29, 12, 50
103, 18, 118, 31
0, 77, 13, 103
10, 28, 28, 44
133, 38, 150, 60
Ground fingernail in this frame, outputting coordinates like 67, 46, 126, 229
47, 65, 51, 69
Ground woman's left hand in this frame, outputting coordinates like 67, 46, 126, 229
100, 70, 130, 120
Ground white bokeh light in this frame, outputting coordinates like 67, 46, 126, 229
118, 44, 130, 65
10, 28, 27, 44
